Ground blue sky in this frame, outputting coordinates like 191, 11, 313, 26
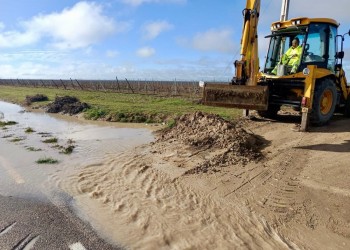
1, 0, 350, 80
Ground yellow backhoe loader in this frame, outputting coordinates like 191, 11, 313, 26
202, 0, 350, 131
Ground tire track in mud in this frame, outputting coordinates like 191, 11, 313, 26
54, 149, 294, 250
233, 121, 350, 249
240, 131, 307, 217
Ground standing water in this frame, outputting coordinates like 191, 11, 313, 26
0, 100, 154, 201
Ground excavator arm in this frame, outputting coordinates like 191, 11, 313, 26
235, 0, 260, 86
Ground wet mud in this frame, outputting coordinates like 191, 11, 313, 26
59, 111, 350, 250
46, 96, 89, 115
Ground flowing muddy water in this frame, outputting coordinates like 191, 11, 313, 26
0, 100, 154, 201
54, 112, 293, 249
0, 101, 295, 249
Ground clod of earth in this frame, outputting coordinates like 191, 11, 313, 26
25, 94, 49, 105
46, 96, 90, 115
157, 112, 264, 174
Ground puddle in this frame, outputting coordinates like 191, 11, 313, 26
0, 100, 154, 201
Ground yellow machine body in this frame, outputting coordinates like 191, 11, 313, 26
202, 3, 350, 130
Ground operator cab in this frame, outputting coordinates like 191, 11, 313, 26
263, 18, 338, 76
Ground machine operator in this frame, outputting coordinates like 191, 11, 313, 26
272, 37, 302, 75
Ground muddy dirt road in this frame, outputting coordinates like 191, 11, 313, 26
59, 111, 350, 249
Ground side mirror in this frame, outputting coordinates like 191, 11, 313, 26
336, 51, 344, 59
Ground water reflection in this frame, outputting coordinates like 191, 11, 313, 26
0, 100, 154, 147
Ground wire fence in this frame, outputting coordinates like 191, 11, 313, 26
0, 78, 228, 98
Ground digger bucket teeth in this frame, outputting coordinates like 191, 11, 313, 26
203, 84, 269, 111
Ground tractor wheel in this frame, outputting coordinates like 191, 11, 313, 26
258, 105, 280, 119
343, 96, 350, 118
310, 79, 337, 126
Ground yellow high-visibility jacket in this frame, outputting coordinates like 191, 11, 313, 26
281, 45, 303, 66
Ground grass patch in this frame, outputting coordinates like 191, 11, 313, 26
25, 146, 42, 152
10, 137, 25, 142
42, 137, 58, 143
67, 138, 75, 144
60, 145, 75, 154
84, 107, 107, 120
36, 157, 59, 164
0, 121, 17, 127
167, 118, 177, 128
38, 132, 52, 137
25, 127, 35, 133
2, 134, 13, 138
53, 139, 76, 154
0, 85, 242, 123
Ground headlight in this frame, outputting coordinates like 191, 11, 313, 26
303, 68, 310, 75
292, 19, 301, 26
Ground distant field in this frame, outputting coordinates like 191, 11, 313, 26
0, 85, 241, 123
0, 78, 227, 97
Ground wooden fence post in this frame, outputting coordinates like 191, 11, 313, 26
60, 79, 67, 90
125, 78, 134, 94
75, 79, 83, 90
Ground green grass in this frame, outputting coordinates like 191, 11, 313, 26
36, 157, 59, 164
25, 146, 42, 152
1, 134, 13, 138
25, 127, 35, 133
60, 145, 75, 154
0, 121, 17, 127
10, 137, 24, 142
42, 137, 58, 143
0, 85, 241, 123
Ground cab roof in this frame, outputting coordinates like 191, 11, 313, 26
271, 17, 339, 31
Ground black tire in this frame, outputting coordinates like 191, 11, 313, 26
258, 105, 280, 119
310, 79, 337, 126
343, 97, 350, 118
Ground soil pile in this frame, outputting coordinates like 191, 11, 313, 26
157, 112, 263, 174
25, 94, 48, 105
46, 96, 89, 115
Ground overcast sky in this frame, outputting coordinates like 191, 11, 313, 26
0, 0, 350, 80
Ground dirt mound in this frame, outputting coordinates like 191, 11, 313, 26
46, 96, 89, 115
157, 112, 263, 174
25, 94, 48, 105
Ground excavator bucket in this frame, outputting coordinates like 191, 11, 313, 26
202, 83, 269, 111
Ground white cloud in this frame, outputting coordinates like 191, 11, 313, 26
0, 30, 39, 48
0, 1, 130, 49
0, 50, 68, 63
136, 47, 155, 57
120, 0, 186, 7
190, 28, 236, 53
0, 55, 233, 81
106, 50, 120, 58
142, 20, 173, 40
